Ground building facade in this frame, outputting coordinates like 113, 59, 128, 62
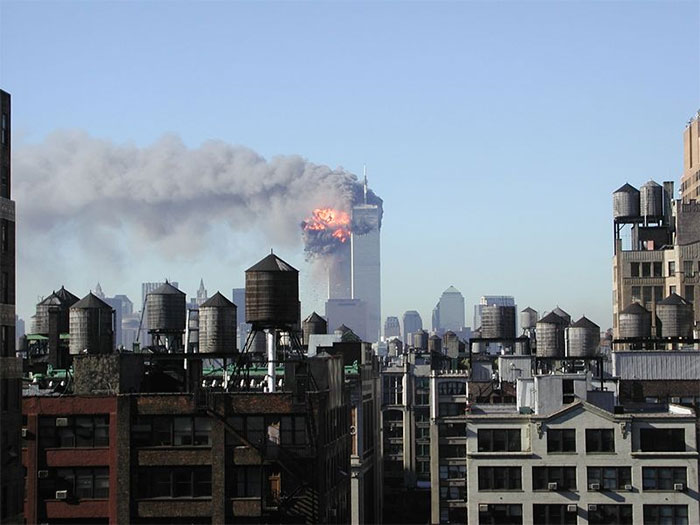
681, 112, 700, 203
351, 202, 381, 343
0, 88, 23, 524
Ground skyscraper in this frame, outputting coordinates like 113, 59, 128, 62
402, 310, 423, 345
0, 88, 23, 522
351, 177, 381, 342
433, 286, 465, 334
384, 316, 401, 339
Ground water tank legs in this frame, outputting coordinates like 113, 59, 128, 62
266, 329, 276, 393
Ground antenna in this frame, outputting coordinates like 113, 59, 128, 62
363, 165, 368, 204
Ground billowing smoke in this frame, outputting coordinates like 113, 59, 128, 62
15, 131, 381, 259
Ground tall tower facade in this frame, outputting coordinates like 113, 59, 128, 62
434, 286, 465, 334
351, 196, 381, 343
0, 88, 23, 522
681, 111, 700, 203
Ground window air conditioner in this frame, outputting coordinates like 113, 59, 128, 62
566, 505, 577, 513
21, 428, 28, 438
588, 483, 600, 491
624, 484, 633, 491
55, 417, 69, 427
55, 490, 68, 500
674, 483, 685, 491
478, 504, 489, 513
671, 397, 681, 404
37, 470, 49, 479
588, 504, 598, 512
548, 482, 558, 491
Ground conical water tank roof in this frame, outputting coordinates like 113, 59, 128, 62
657, 293, 694, 337
245, 252, 299, 327
199, 292, 237, 354
551, 307, 571, 325
69, 292, 114, 355
613, 183, 640, 219
36, 286, 79, 334
303, 312, 327, 344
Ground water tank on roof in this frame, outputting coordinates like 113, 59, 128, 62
551, 307, 571, 326
618, 302, 651, 338
69, 293, 114, 355
640, 180, 663, 219
566, 316, 600, 357
303, 312, 327, 344
481, 305, 516, 339
656, 293, 694, 338
245, 253, 299, 328
536, 313, 567, 357
146, 282, 186, 333
428, 334, 442, 353
35, 286, 79, 334
413, 329, 428, 350
520, 307, 538, 330
199, 292, 237, 354
613, 183, 640, 219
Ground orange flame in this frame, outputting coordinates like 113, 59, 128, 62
303, 207, 351, 243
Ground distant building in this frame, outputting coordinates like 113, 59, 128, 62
196, 278, 208, 306
402, 310, 423, 346
326, 298, 368, 342
681, 111, 700, 202
231, 288, 248, 351
15, 315, 25, 349
384, 316, 400, 340
103, 293, 133, 348
473, 295, 516, 331
432, 286, 465, 335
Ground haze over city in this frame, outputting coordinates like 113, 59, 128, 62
1, 0, 698, 329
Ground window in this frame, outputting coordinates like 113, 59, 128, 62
232, 466, 261, 497
642, 262, 651, 277
683, 260, 694, 276
478, 467, 521, 490
668, 261, 676, 276
547, 429, 576, 452
132, 415, 211, 447
439, 485, 465, 501
585, 429, 614, 453
684, 285, 694, 303
439, 444, 465, 458
383, 376, 403, 405
438, 381, 466, 395
0, 220, 7, 252
642, 467, 686, 490
532, 466, 577, 491
137, 467, 211, 499
440, 422, 466, 437
562, 380, 575, 404
643, 505, 688, 525
642, 286, 652, 304
653, 286, 663, 302
587, 467, 631, 490
670, 285, 677, 295
46, 468, 109, 499
39, 415, 109, 448
532, 504, 577, 525
415, 426, 429, 440
1, 271, 8, 303
280, 415, 306, 445
588, 504, 632, 525
631, 286, 641, 302
415, 377, 430, 405
439, 402, 466, 416
630, 263, 640, 277
477, 429, 521, 452
478, 504, 522, 525
639, 428, 685, 451
439, 464, 466, 480
653, 262, 662, 277
416, 443, 430, 456
416, 459, 430, 481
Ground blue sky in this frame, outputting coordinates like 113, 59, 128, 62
1, 0, 698, 330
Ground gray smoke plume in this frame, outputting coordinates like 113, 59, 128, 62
15, 131, 381, 261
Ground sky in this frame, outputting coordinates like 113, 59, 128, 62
1, 0, 698, 331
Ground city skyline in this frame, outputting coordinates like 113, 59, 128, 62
2, 1, 698, 331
